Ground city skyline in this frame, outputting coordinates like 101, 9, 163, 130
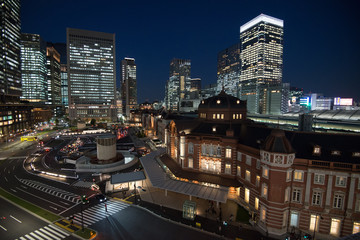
21, 0, 360, 103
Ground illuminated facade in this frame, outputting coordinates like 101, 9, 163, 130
165, 58, 191, 111
20, 33, 48, 102
67, 28, 116, 121
158, 91, 360, 239
0, 0, 22, 103
46, 46, 61, 105
217, 42, 240, 97
239, 14, 284, 113
121, 57, 137, 117
60, 64, 68, 107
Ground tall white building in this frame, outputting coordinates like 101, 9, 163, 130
67, 28, 116, 121
239, 14, 284, 114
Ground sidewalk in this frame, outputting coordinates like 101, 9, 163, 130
111, 177, 272, 240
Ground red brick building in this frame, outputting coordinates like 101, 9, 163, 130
159, 91, 360, 239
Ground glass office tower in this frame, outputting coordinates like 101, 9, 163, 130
20, 33, 48, 102
121, 57, 137, 117
217, 42, 240, 97
165, 58, 191, 111
60, 64, 68, 107
67, 28, 116, 121
0, 0, 21, 103
46, 46, 61, 105
239, 14, 283, 113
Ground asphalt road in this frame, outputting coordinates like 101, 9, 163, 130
0, 197, 77, 240
87, 204, 223, 240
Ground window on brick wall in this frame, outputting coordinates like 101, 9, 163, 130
312, 191, 322, 206
237, 166, 241, 177
335, 176, 346, 187
314, 173, 325, 185
246, 170, 251, 182
225, 148, 232, 158
292, 189, 301, 203
333, 194, 344, 209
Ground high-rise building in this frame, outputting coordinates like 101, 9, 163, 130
239, 14, 284, 113
20, 33, 48, 102
0, 0, 22, 103
165, 58, 191, 111
67, 28, 116, 121
46, 46, 61, 105
0, 0, 33, 141
217, 42, 241, 97
121, 57, 137, 117
60, 64, 68, 107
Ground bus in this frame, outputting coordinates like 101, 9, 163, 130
21, 136, 38, 142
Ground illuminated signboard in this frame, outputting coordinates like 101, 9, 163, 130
300, 97, 310, 106
334, 97, 353, 106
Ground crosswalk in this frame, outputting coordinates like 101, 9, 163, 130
17, 178, 81, 203
15, 224, 69, 240
72, 199, 128, 227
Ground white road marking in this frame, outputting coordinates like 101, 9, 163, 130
47, 224, 69, 236
21, 185, 28, 189
0, 224, 7, 231
49, 206, 58, 211
59, 201, 70, 206
8, 170, 10, 174
20, 236, 27, 240
30, 231, 44, 240
43, 226, 65, 238
13, 166, 15, 170
38, 228, 61, 240
11, 188, 17, 192
24, 234, 36, 240
10, 215, 22, 223
4, 177, 8, 182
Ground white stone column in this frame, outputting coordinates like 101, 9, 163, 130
347, 177, 356, 210
304, 172, 312, 206
180, 135, 185, 167
165, 129, 168, 145
325, 175, 333, 207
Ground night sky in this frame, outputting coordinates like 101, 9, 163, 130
21, 0, 360, 103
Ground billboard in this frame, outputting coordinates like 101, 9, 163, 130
334, 97, 353, 106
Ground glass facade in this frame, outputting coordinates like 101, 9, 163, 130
67, 28, 116, 120
239, 14, 283, 113
121, 58, 137, 116
20, 33, 47, 102
46, 46, 61, 105
0, 0, 22, 103
60, 64, 68, 107
217, 42, 240, 97
165, 58, 191, 111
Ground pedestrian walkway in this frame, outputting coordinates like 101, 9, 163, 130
17, 177, 81, 203
71, 180, 94, 189
72, 199, 128, 227
15, 224, 70, 240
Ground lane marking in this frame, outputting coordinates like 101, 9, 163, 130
24, 234, 36, 240
11, 188, 17, 192
30, 231, 44, 240
0, 224, 7, 231
10, 215, 22, 223
48, 224, 69, 236
37, 229, 60, 240
49, 206, 58, 211
58, 202, 80, 215
21, 185, 28, 189
59, 200, 70, 206
8, 170, 10, 174
13, 166, 15, 170
4, 177, 8, 182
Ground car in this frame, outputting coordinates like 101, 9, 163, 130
95, 194, 107, 203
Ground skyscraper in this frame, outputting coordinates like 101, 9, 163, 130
0, 0, 21, 103
67, 28, 116, 121
239, 14, 284, 113
121, 57, 137, 117
217, 42, 241, 97
20, 33, 48, 102
60, 64, 68, 107
46, 46, 61, 105
165, 58, 191, 111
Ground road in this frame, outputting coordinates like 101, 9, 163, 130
0, 197, 77, 240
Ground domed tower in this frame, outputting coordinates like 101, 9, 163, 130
198, 90, 247, 122
259, 129, 296, 235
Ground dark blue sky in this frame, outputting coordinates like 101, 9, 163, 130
21, 0, 360, 103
